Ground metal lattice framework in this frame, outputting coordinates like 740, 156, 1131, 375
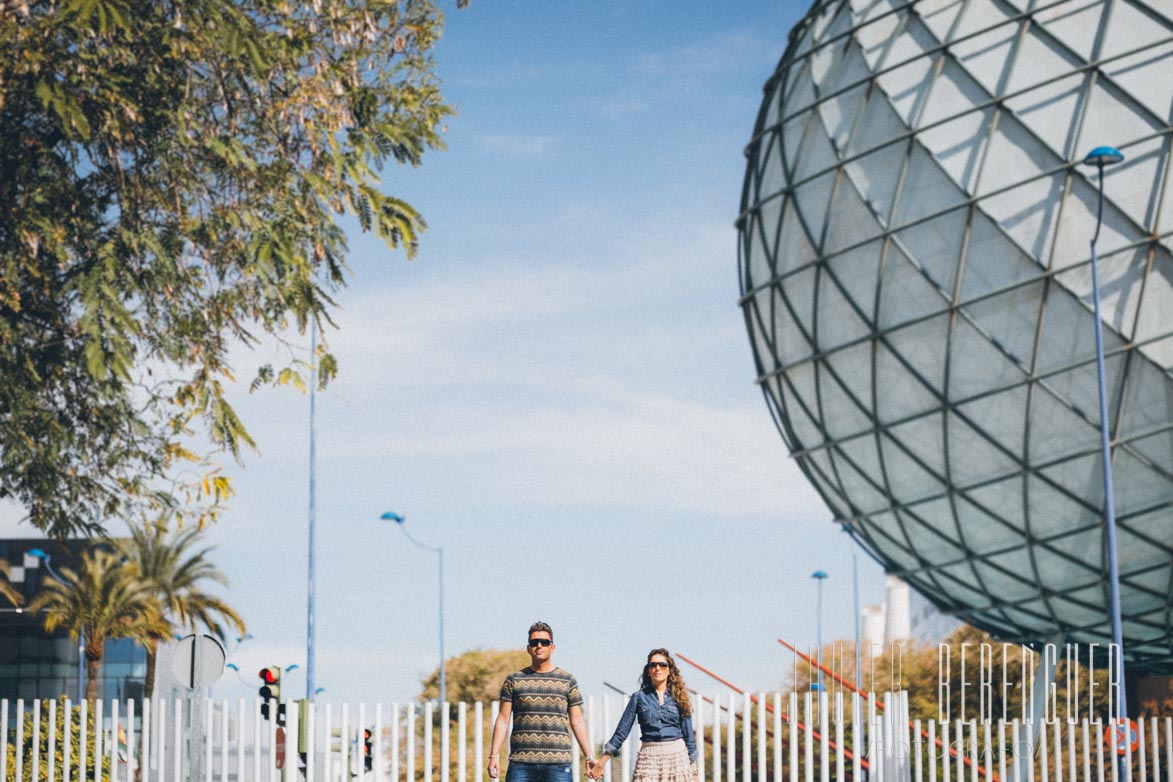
738, 0, 1173, 668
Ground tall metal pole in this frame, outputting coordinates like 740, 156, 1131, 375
1083, 145, 1127, 721
438, 547, 446, 706
812, 570, 828, 692
852, 554, 862, 690
306, 318, 318, 700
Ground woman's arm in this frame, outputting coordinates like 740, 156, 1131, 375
681, 712, 698, 763
602, 693, 640, 758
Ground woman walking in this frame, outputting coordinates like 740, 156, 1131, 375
588, 649, 697, 782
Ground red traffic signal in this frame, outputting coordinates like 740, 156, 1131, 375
259, 666, 282, 702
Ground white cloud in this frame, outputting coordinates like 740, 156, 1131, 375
479, 133, 557, 157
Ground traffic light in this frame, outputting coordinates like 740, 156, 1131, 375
259, 666, 281, 721
362, 728, 373, 771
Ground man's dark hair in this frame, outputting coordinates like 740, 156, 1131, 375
528, 621, 553, 642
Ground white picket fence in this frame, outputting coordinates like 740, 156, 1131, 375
2, 691, 1170, 782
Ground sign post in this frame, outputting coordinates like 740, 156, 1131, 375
171, 634, 226, 782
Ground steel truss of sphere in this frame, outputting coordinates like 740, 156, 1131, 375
738, 0, 1173, 669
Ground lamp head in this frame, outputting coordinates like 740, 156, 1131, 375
285, 663, 300, 672
27, 548, 47, 560
812, 570, 829, 580
380, 511, 406, 524
1083, 146, 1124, 167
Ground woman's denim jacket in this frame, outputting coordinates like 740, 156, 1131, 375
603, 690, 698, 762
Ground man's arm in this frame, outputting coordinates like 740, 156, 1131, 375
569, 704, 594, 761
487, 700, 513, 779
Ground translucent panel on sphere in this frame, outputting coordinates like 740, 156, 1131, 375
1100, 0, 1173, 72
1027, 476, 1099, 541
919, 107, 992, 196
917, 57, 992, 131
853, 1, 902, 67
1030, 0, 1105, 62
950, 19, 1018, 98
791, 171, 838, 252
781, 266, 819, 340
875, 34, 938, 126
888, 412, 946, 471
747, 294, 775, 364
745, 214, 772, 291
960, 210, 1044, 299
954, 494, 1024, 553
915, 0, 966, 44
1131, 245, 1173, 366
898, 505, 965, 561
1123, 428, 1173, 484
964, 474, 1026, 527
1028, 387, 1102, 462
977, 174, 1067, 266
1042, 355, 1127, 429
832, 447, 895, 513
947, 316, 1029, 399
1005, 24, 1086, 98
882, 315, 951, 393
893, 209, 968, 294
877, 243, 953, 330
880, 432, 948, 501
1038, 453, 1105, 509
1110, 450, 1173, 516
874, 342, 941, 421
891, 147, 969, 232
776, 198, 820, 276
946, 413, 1020, 486
757, 136, 786, 208
820, 83, 870, 155
780, 369, 824, 448
977, 113, 1063, 203
962, 281, 1046, 369
824, 171, 887, 254
795, 101, 843, 184
803, 447, 848, 509
774, 290, 815, 368
817, 272, 874, 351
825, 340, 876, 413
1050, 174, 1140, 267
955, 385, 1028, 455
819, 362, 876, 438
844, 108, 908, 219
825, 239, 883, 322
862, 511, 923, 571
1034, 285, 1119, 374
1031, 545, 1100, 591
972, 560, 1039, 602
938, 561, 1000, 608
1003, 75, 1084, 162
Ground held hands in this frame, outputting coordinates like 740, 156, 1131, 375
586, 756, 610, 780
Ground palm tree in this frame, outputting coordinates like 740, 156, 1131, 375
118, 523, 246, 698
28, 548, 165, 702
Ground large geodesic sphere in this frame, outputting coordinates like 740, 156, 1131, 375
739, 0, 1173, 668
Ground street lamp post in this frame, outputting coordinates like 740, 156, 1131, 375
28, 548, 84, 702
306, 318, 319, 701
1082, 145, 1128, 723
379, 511, 446, 704
811, 570, 828, 692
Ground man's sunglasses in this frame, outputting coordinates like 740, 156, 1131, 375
528, 638, 553, 647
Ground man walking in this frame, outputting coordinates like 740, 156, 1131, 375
488, 621, 595, 782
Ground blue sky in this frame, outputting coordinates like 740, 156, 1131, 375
5, 0, 892, 705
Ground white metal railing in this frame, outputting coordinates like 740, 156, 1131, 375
2, 691, 1169, 782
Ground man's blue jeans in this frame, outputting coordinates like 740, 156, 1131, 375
505, 762, 573, 782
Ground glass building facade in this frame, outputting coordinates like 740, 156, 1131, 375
738, 0, 1173, 669
0, 540, 147, 701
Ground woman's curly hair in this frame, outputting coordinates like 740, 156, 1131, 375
638, 648, 691, 718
